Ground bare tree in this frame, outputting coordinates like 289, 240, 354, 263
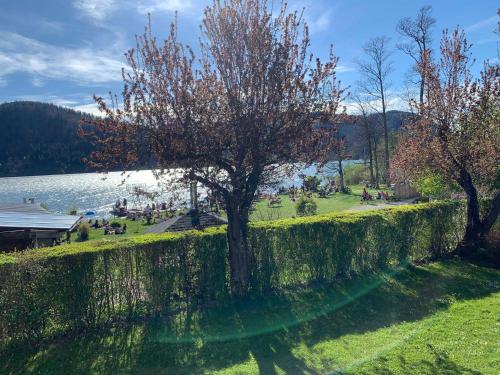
357, 36, 393, 185
352, 94, 376, 186
83, 0, 344, 296
325, 130, 349, 193
396, 5, 436, 109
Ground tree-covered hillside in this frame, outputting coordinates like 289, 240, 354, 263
0, 101, 412, 177
339, 110, 415, 160
0, 101, 93, 177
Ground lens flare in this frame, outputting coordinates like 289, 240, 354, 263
151, 262, 413, 345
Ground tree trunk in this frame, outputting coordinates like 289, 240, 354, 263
462, 186, 482, 250
419, 78, 425, 110
225, 200, 251, 296
367, 131, 375, 185
381, 95, 390, 186
373, 136, 380, 189
419, 44, 426, 111
338, 158, 345, 192
457, 171, 500, 255
363, 118, 375, 186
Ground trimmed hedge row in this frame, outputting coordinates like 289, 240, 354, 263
0, 201, 465, 349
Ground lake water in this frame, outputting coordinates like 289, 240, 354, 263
0, 161, 362, 217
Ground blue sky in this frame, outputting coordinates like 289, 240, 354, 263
0, 0, 498, 114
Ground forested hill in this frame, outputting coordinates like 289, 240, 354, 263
338, 110, 415, 160
0, 101, 93, 177
0, 101, 413, 177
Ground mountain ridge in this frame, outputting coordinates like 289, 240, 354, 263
0, 101, 93, 177
0, 101, 413, 177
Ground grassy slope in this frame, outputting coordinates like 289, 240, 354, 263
1, 260, 498, 374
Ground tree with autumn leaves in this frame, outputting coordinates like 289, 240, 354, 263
84, 0, 344, 295
391, 28, 500, 253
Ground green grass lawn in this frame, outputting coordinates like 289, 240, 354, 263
250, 184, 383, 221
74, 184, 386, 243
2, 259, 498, 374
71, 218, 156, 242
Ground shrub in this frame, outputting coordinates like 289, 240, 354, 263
343, 164, 370, 185
77, 223, 90, 241
414, 173, 458, 199
295, 195, 318, 216
0, 201, 466, 350
341, 185, 351, 194
68, 206, 78, 215
303, 176, 321, 192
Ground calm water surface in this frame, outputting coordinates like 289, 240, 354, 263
0, 161, 361, 216
0, 171, 171, 216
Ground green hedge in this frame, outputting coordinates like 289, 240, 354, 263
0, 201, 465, 349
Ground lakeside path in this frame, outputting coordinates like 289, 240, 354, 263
347, 199, 415, 212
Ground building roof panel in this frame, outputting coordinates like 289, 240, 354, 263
0, 203, 48, 213
0, 211, 80, 231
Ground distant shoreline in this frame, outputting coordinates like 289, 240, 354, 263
0, 168, 153, 180
0, 160, 367, 179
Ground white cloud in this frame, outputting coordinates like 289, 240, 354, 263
5, 93, 104, 116
51, 98, 81, 107
9, 94, 80, 106
343, 94, 411, 115
71, 102, 104, 116
0, 32, 125, 85
32, 77, 45, 87
465, 16, 497, 33
292, 1, 339, 36
475, 37, 498, 45
310, 10, 332, 33
73, 0, 193, 19
337, 64, 355, 73
0, 51, 17, 76
136, 0, 193, 14
73, 0, 117, 21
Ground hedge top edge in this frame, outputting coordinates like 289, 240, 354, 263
0, 201, 462, 266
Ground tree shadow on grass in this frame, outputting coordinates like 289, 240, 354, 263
1, 260, 498, 374
352, 344, 483, 374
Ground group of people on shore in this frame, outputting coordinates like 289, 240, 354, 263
362, 188, 390, 202
113, 197, 173, 222
86, 218, 127, 235
115, 198, 128, 209
88, 218, 108, 228
377, 191, 390, 200
104, 223, 127, 235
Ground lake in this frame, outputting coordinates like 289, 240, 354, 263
0, 161, 363, 217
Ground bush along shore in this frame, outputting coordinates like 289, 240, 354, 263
0, 201, 466, 350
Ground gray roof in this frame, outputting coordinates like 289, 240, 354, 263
0, 211, 81, 231
147, 212, 227, 233
0, 203, 48, 213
